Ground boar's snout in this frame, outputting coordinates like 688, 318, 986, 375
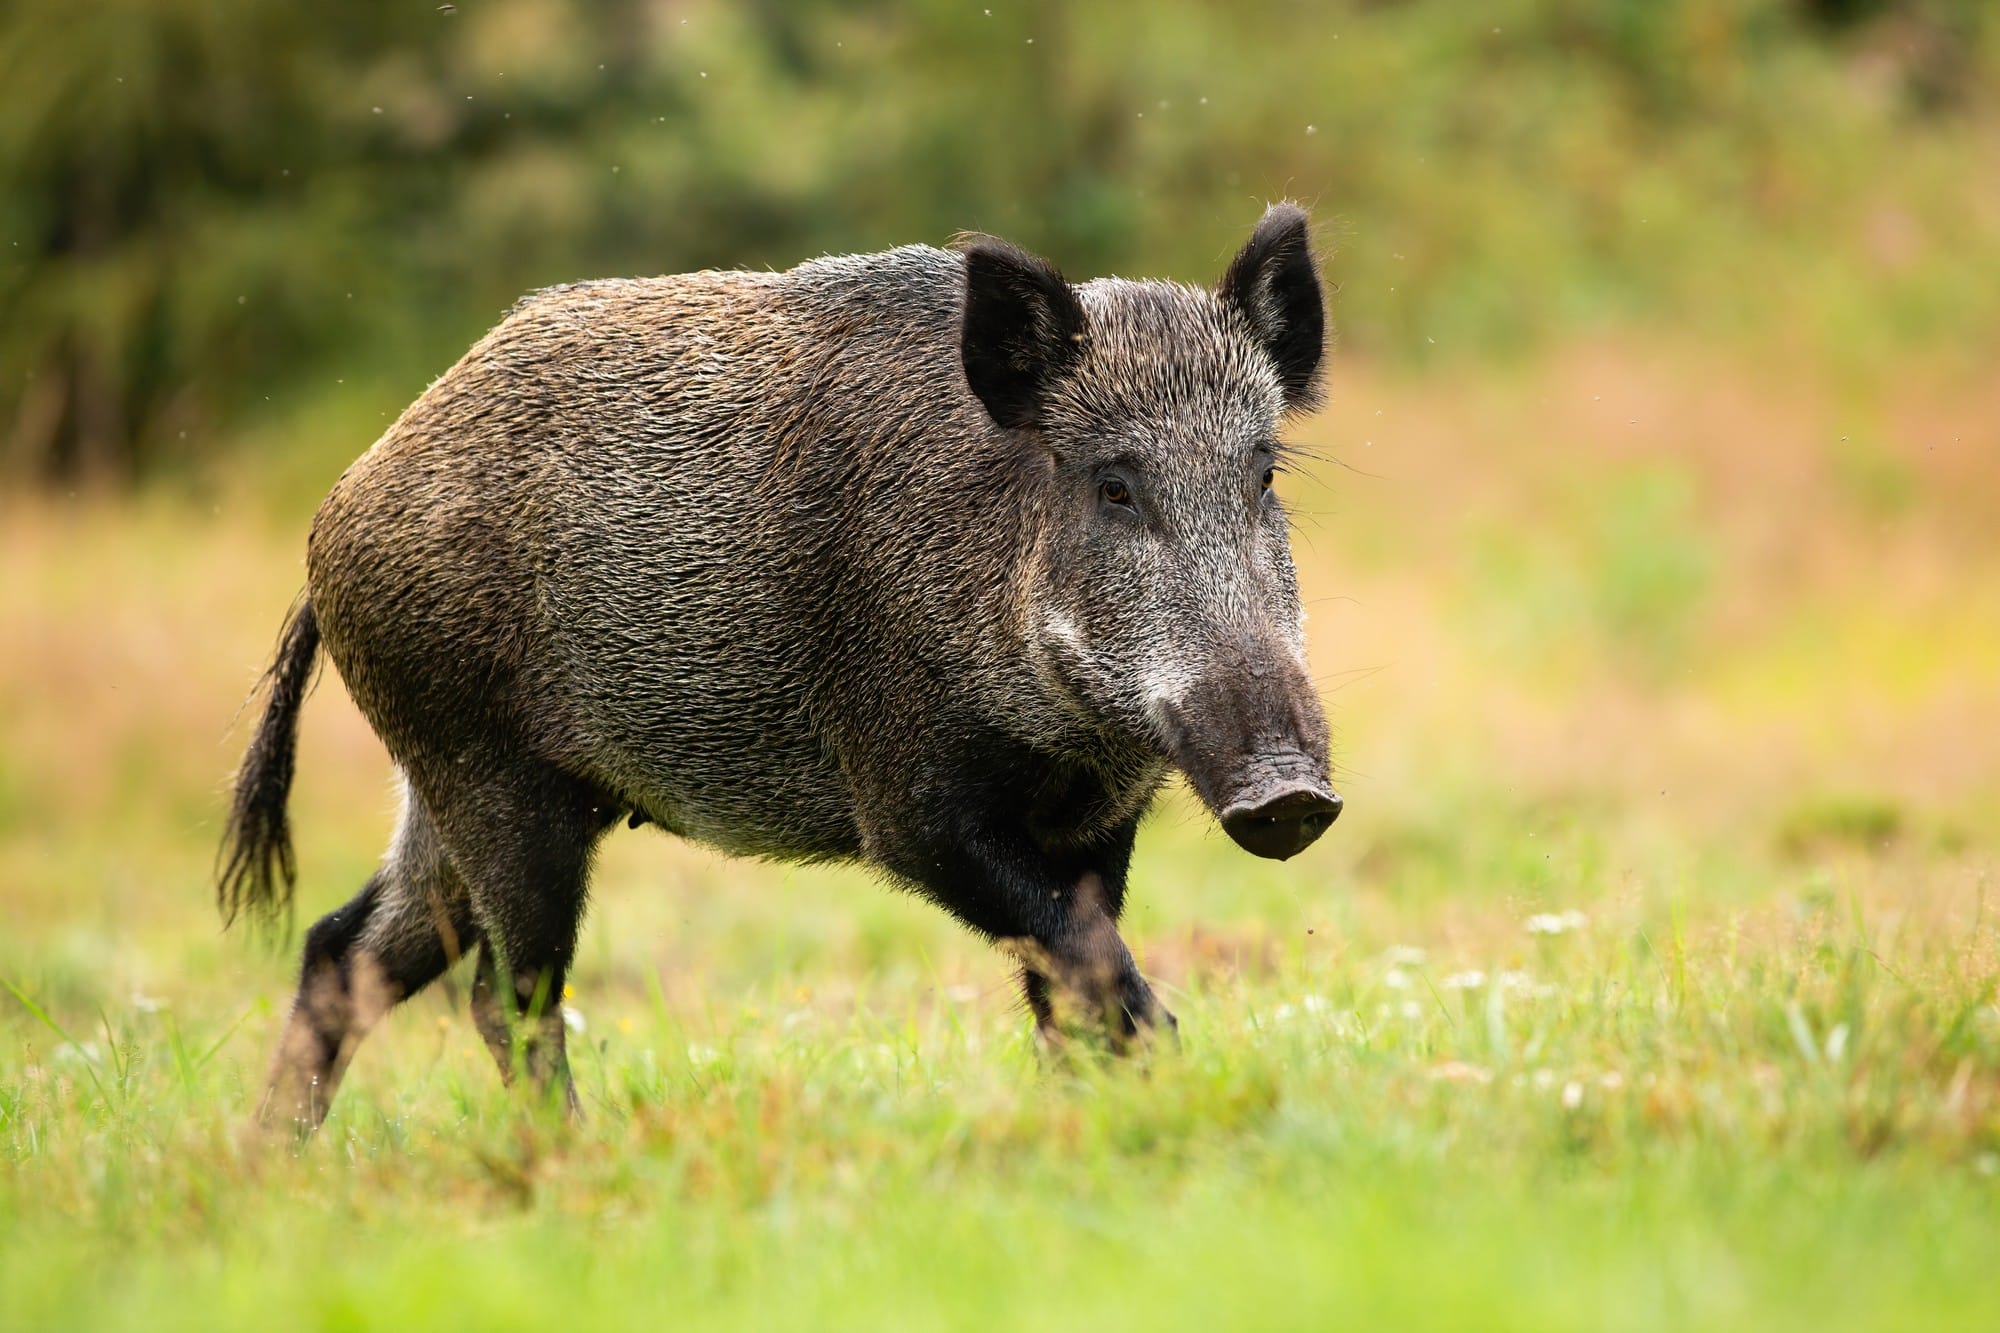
1221, 784, 1342, 860
1157, 650, 1341, 861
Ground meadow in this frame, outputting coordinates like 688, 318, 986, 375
4, 329, 1997, 1328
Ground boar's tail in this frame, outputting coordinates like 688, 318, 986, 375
217, 596, 322, 933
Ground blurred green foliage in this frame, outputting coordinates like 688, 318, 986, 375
1466, 464, 1717, 679
3, 0, 1998, 481
1777, 792, 1908, 856
1583, 468, 1717, 671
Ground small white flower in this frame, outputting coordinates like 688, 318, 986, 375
1561, 1080, 1585, 1109
1382, 946, 1428, 967
685, 1043, 720, 1068
1825, 1023, 1850, 1063
1268, 994, 1331, 1026
561, 1005, 587, 1035
1497, 970, 1557, 999
1383, 968, 1412, 990
1532, 1068, 1557, 1090
1526, 910, 1589, 936
1440, 970, 1487, 991
130, 992, 164, 1013
1599, 1071, 1625, 1090
55, 1041, 103, 1067
1399, 1000, 1424, 1019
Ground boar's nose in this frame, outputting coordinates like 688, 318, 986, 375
1220, 785, 1342, 860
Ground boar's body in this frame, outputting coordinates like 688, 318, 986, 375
225, 209, 1340, 1132
312, 247, 1156, 871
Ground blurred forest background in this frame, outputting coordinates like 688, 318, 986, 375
3, 0, 1998, 484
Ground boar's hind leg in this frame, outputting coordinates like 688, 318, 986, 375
427, 760, 616, 1116
260, 786, 475, 1134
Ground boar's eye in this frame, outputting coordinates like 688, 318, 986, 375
1098, 475, 1135, 510
1261, 466, 1276, 491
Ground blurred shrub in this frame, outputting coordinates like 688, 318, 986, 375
1776, 793, 1907, 858
2, 0, 1998, 483
1829, 430, 1920, 517
1468, 465, 1715, 680
1586, 469, 1717, 670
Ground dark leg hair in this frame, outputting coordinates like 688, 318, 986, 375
259, 784, 476, 1132
878, 808, 1170, 1050
1013, 868, 1171, 1049
999, 819, 1166, 1046
422, 758, 615, 1115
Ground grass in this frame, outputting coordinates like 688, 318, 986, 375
3, 845, 1997, 1330
3, 338, 1998, 1328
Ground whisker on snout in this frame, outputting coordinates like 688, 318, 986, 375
1310, 664, 1387, 692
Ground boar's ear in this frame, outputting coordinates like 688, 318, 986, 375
1217, 203, 1324, 412
959, 237, 1088, 430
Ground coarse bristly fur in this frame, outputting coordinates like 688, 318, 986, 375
222, 201, 1343, 1132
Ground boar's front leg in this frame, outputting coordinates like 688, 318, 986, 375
881, 819, 1175, 1049
1013, 869, 1177, 1048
